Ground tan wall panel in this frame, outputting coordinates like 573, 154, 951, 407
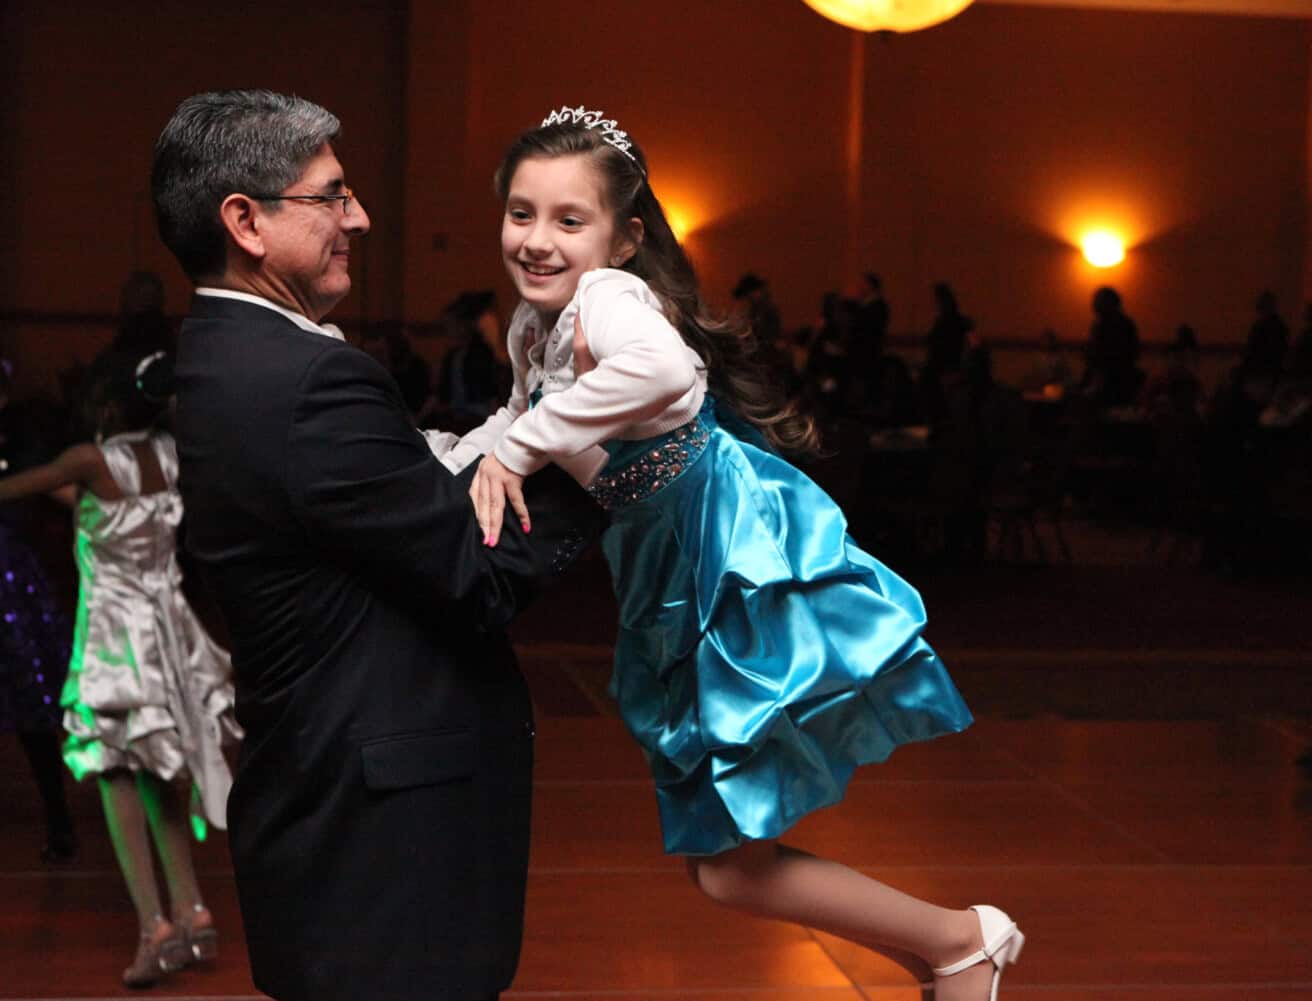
405, 1, 1307, 349
2, 0, 1307, 397
0, 0, 405, 394
851, 4, 1308, 345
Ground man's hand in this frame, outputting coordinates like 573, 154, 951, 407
470, 453, 528, 547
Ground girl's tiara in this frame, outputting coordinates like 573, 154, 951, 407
541, 106, 642, 170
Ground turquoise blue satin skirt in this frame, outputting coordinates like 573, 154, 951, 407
592, 399, 973, 856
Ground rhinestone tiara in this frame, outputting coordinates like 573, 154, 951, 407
541, 105, 640, 166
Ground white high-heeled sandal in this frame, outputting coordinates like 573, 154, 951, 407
932, 905, 1025, 1001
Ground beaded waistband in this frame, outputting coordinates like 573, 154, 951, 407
587, 416, 711, 510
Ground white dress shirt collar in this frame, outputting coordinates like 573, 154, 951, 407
195, 287, 345, 341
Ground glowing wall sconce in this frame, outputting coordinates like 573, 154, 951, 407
655, 191, 707, 243
1080, 230, 1126, 268
800, 0, 975, 32
664, 205, 694, 242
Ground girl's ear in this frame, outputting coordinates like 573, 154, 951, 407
611, 217, 645, 268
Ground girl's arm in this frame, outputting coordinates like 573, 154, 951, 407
434, 312, 535, 473
432, 392, 528, 472
49, 484, 79, 508
493, 275, 700, 477
472, 273, 701, 544
0, 443, 105, 503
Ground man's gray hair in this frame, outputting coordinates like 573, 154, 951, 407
151, 90, 340, 280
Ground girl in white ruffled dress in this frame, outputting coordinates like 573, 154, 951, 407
0, 350, 240, 988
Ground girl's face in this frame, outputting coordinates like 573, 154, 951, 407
501, 154, 638, 320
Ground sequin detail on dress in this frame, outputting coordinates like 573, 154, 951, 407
587, 415, 710, 510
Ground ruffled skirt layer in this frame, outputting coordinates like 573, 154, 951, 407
61, 568, 241, 834
601, 405, 972, 855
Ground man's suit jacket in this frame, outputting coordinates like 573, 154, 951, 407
174, 295, 600, 1001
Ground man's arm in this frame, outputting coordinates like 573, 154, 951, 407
286, 346, 600, 627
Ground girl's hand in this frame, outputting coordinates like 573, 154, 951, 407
573, 315, 598, 376
470, 453, 528, 547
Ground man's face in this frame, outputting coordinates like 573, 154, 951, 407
256, 143, 370, 322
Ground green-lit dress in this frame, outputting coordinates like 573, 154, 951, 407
60, 430, 240, 834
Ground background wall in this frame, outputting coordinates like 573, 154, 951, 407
845, 3, 1308, 343
1, 0, 1308, 395
0, 0, 407, 392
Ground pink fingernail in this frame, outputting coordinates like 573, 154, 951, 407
522, 521, 531, 533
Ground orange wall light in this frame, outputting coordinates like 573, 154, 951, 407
664, 204, 695, 242
1080, 230, 1126, 268
800, 0, 974, 32
652, 189, 708, 243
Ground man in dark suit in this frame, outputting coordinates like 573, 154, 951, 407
152, 90, 600, 1001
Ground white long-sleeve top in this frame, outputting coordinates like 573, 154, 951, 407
438, 269, 707, 481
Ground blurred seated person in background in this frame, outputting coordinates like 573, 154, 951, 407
1019, 328, 1074, 398
853, 272, 889, 358
1204, 298, 1307, 574
731, 271, 782, 349
925, 282, 971, 376
357, 324, 432, 419
1079, 285, 1143, 409
860, 351, 920, 433
1261, 306, 1312, 430
931, 337, 1028, 565
847, 272, 889, 404
431, 290, 505, 435
1143, 324, 1204, 420
1245, 290, 1290, 382
803, 292, 855, 425
115, 270, 177, 356
733, 273, 798, 401
68, 272, 180, 443
782, 328, 811, 400
919, 281, 973, 426
1212, 294, 1294, 435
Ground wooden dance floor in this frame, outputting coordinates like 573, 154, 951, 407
4, 548, 1311, 1000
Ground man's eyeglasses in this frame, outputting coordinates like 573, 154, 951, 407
252, 187, 356, 214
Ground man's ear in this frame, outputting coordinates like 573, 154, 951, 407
611, 217, 645, 268
218, 193, 266, 262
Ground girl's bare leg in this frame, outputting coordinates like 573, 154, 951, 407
100, 769, 186, 985
137, 773, 204, 914
98, 770, 168, 928
687, 841, 995, 1001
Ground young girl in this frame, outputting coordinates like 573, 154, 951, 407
0, 350, 240, 988
456, 107, 1025, 1001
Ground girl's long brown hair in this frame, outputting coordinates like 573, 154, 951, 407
494, 119, 817, 455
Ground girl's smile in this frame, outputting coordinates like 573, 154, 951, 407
518, 262, 566, 277
501, 153, 637, 320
